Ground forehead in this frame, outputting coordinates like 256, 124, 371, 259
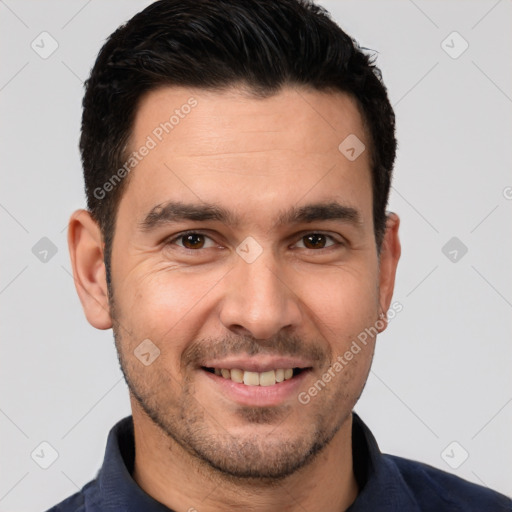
131, 85, 367, 156
119, 85, 372, 229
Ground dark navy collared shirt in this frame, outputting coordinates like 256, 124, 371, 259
46, 413, 512, 511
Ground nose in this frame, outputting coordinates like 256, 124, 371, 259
219, 250, 303, 340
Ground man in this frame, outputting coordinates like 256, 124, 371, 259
48, 0, 511, 510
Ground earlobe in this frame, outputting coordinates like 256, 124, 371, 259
67, 209, 113, 330
377, 212, 401, 332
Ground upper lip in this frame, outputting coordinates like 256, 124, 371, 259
201, 356, 312, 373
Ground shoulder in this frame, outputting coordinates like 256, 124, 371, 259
43, 477, 100, 512
385, 454, 512, 511
44, 491, 85, 512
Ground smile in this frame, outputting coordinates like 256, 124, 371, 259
202, 367, 306, 386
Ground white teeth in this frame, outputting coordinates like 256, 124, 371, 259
259, 370, 276, 386
211, 367, 298, 386
243, 371, 260, 386
230, 368, 244, 383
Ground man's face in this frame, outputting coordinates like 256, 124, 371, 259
108, 86, 395, 479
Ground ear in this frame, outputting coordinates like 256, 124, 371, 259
377, 212, 401, 332
67, 209, 113, 330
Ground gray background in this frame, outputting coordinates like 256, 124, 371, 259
0, 0, 511, 510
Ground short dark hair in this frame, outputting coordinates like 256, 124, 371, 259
80, 0, 396, 286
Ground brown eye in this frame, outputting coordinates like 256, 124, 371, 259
167, 231, 217, 252
180, 233, 205, 249
302, 233, 328, 249
294, 233, 339, 250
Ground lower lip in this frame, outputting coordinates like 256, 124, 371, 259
200, 368, 311, 407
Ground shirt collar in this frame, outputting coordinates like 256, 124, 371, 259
84, 412, 419, 511
84, 416, 170, 511
348, 413, 420, 511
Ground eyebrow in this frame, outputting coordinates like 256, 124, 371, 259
139, 200, 362, 232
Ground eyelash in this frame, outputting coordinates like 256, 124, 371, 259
165, 230, 343, 252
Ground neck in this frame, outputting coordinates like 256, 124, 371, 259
131, 403, 358, 512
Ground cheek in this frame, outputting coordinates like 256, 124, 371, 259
114, 262, 227, 347
295, 262, 379, 335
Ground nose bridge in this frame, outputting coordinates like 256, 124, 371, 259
219, 244, 301, 339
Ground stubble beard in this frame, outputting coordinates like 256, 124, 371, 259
108, 287, 365, 482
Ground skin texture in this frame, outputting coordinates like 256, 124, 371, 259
68, 86, 401, 512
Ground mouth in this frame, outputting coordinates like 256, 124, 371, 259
201, 367, 308, 386
198, 356, 314, 406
